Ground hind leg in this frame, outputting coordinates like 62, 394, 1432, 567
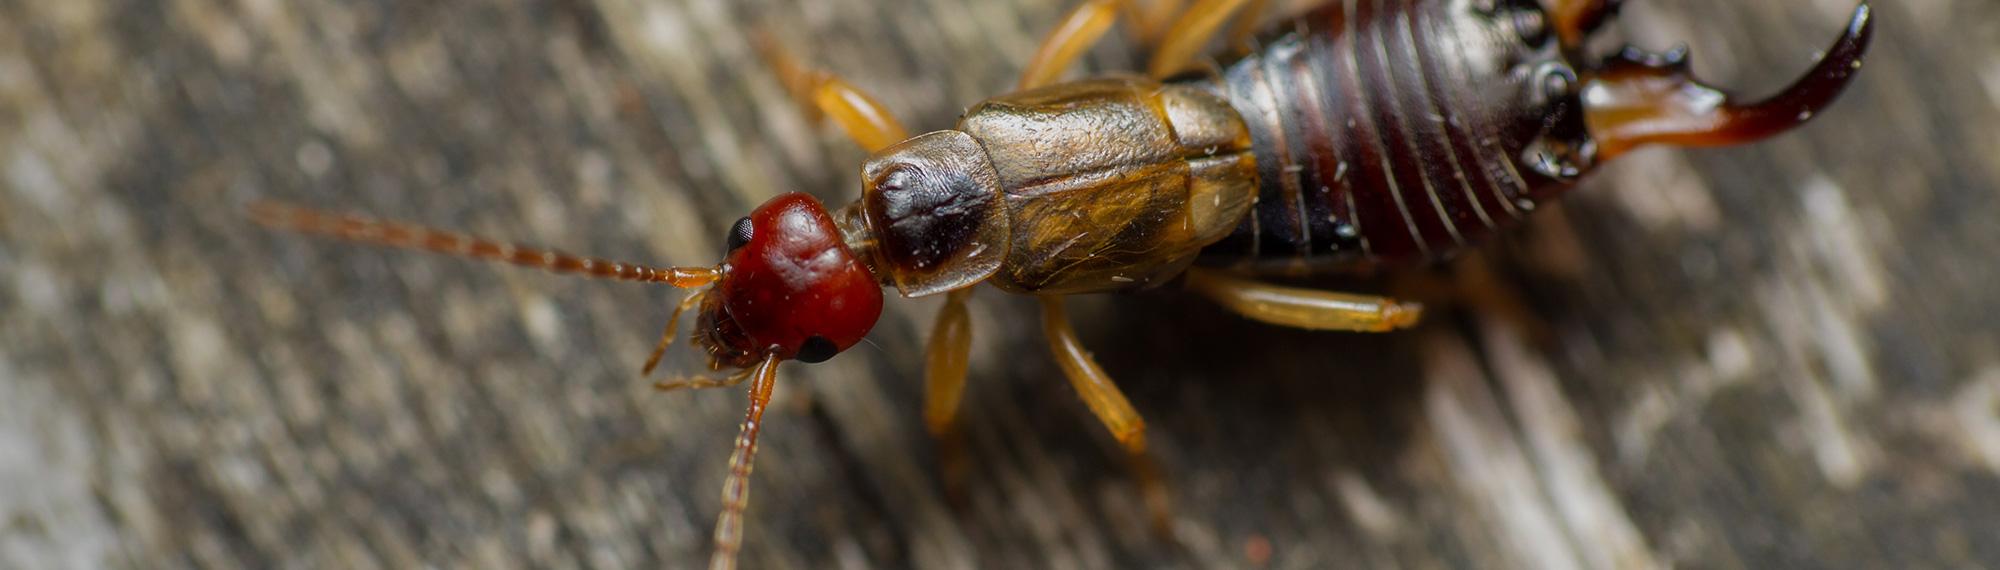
1389, 251, 1554, 343
1184, 269, 1424, 332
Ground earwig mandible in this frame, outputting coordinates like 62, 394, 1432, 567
250, 0, 1874, 567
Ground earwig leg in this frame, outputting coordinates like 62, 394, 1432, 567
1019, 0, 1127, 90
1388, 252, 1552, 344
1040, 296, 1173, 532
924, 288, 975, 437
1146, 0, 1265, 79
708, 354, 782, 570
924, 288, 976, 502
654, 366, 757, 393
642, 289, 710, 376
1040, 296, 1146, 449
1184, 268, 1423, 332
1123, 0, 1187, 47
754, 33, 911, 153
1580, 2, 1874, 159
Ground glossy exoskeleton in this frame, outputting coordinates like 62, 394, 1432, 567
251, 0, 1874, 567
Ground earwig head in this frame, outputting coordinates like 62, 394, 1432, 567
693, 192, 884, 368
1545, 0, 1874, 161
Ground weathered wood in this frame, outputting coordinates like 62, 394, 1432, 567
3, 0, 1996, 568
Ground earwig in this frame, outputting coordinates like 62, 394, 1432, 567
251, 1, 1874, 567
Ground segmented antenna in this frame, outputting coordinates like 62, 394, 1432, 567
247, 201, 719, 287
709, 353, 781, 570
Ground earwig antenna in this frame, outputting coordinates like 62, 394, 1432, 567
247, 201, 721, 288
709, 353, 781, 570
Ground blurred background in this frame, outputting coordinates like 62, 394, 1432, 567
3, 0, 1996, 568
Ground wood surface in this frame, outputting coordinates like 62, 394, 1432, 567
3, 0, 1996, 568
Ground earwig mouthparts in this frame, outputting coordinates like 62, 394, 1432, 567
1579, 1, 1873, 160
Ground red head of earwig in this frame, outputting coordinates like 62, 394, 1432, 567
245, 192, 884, 570
1542, 0, 1875, 162
692, 192, 884, 368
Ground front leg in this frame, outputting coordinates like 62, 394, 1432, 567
755, 33, 911, 152
924, 289, 977, 500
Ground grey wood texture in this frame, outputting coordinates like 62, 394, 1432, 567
2, 0, 1994, 568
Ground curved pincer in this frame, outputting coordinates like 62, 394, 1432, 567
1579, 2, 1875, 159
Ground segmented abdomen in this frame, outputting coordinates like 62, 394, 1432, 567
1195, 0, 1567, 271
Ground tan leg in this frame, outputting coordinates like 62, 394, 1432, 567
923, 288, 976, 437
642, 289, 710, 376
1018, 0, 1127, 90
755, 34, 911, 152
1123, 0, 1188, 47
1040, 296, 1147, 450
1146, 0, 1266, 78
924, 288, 976, 504
653, 365, 757, 393
1040, 296, 1172, 532
1184, 268, 1423, 332
708, 354, 782, 570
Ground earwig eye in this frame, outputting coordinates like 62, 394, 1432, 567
727, 216, 754, 252
796, 335, 839, 363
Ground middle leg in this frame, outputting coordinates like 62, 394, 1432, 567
1041, 296, 1172, 531
1146, 0, 1267, 78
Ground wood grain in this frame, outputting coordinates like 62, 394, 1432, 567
3, 0, 1996, 568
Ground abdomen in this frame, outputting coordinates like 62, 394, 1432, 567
1193, 0, 1583, 272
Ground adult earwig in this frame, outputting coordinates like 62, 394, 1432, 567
251, 1, 1873, 567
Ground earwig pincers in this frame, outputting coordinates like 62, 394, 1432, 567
253, 1, 1874, 567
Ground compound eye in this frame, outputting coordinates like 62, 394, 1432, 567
795, 335, 839, 363
726, 216, 754, 252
